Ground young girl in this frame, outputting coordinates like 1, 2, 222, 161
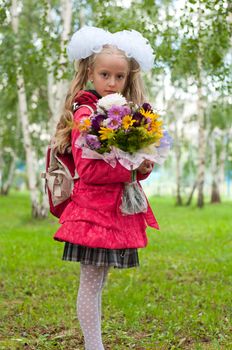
53, 26, 159, 350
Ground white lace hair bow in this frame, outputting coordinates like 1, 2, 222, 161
67, 26, 154, 72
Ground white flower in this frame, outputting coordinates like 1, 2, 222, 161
97, 93, 127, 112
102, 119, 108, 127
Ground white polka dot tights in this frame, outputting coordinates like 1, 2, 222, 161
77, 264, 109, 350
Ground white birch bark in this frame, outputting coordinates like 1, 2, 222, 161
196, 91, 206, 208
47, 0, 73, 135
0, 148, 3, 191
174, 117, 182, 205
11, 0, 47, 217
167, 96, 183, 205
210, 131, 221, 203
78, 7, 85, 28
1, 148, 17, 195
219, 132, 227, 194
196, 3, 206, 208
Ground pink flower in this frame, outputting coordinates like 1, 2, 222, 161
108, 105, 125, 118
121, 106, 131, 116
105, 115, 122, 130
86, 134, 101, 150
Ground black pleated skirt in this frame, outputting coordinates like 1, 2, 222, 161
62, 242, 139, 269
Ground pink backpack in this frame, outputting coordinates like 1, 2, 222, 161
41, 145, 79, 218
42, 104, 94, 218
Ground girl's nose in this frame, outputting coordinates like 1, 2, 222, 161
108, 76, 116, 87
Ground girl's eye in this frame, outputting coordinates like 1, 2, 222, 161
100, 72, 108, 78
117, 75, 125, 80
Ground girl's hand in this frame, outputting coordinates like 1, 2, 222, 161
137, 160, 154, 174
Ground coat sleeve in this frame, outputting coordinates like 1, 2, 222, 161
71, 107, 132, 184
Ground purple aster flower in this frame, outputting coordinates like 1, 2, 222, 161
86, 134, 101, 150
106, 116, 122, 130
91, 114, 106, 132
142, 103, 152, 111
108, 105, 125, 119
121, 106, 131, 116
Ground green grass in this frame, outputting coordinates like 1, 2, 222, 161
0, 192, 232, 350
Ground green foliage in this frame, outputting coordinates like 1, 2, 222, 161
208, 101, 232, 131
88, 0, 231, 95
90, 0, 159, 45
156, 0, 232, 92
109, 127, 158, 153
0, 0, 50, 161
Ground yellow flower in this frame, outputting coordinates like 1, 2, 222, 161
78, 117, 91, 132
139, 108, 160, 121
99, 127, 114, 140
122, 115, 135, 130
147, 120, 164, 138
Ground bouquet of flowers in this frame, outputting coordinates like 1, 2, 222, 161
75, 93, 172, 215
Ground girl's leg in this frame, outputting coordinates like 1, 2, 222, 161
98, 266, 110, 324
77, 264, 110, 350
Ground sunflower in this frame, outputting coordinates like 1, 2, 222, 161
99, 127, 115, 140
122, 115, 136, 130
139, 108, 160, 121
147, 120, 164, 138
78, 117, 91, 132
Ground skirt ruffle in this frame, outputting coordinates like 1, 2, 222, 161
62, 242, 139, 269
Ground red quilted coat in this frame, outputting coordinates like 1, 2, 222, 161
54, 90, 159, 249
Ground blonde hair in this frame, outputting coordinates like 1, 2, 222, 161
54, 45, 146, 153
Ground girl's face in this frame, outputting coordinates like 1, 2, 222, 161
88, 52, 129, 97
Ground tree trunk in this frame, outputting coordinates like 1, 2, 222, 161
186, 180, 197, 206
16, 72, 47, 217
11, 0, 48, 218
0, 148, 17, 196
210, 132, 221, 203
218, 132, 227, 196
197, 114, 206, 208
0, 148, 3, 193
196, 3, 206, 208
47, 0, 73, 135
79, 7, 85, 28
211, 180, 221, 203
174, 119, 182, 206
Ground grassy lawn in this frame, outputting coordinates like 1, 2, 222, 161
0, 192, 231, 350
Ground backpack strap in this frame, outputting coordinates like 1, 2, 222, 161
54, 153, 79, 180
49, 146, 58, 170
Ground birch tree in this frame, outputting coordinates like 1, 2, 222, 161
10, 0, 47, 217
157, 0, 231, 207
0, 148, 17, 195
0, 110, 18, 195
46, 0, 73, 134
210, 130, 221, 203
208, 101, 232, 203
195, 7, 205, 208
2, 0, 73, 216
